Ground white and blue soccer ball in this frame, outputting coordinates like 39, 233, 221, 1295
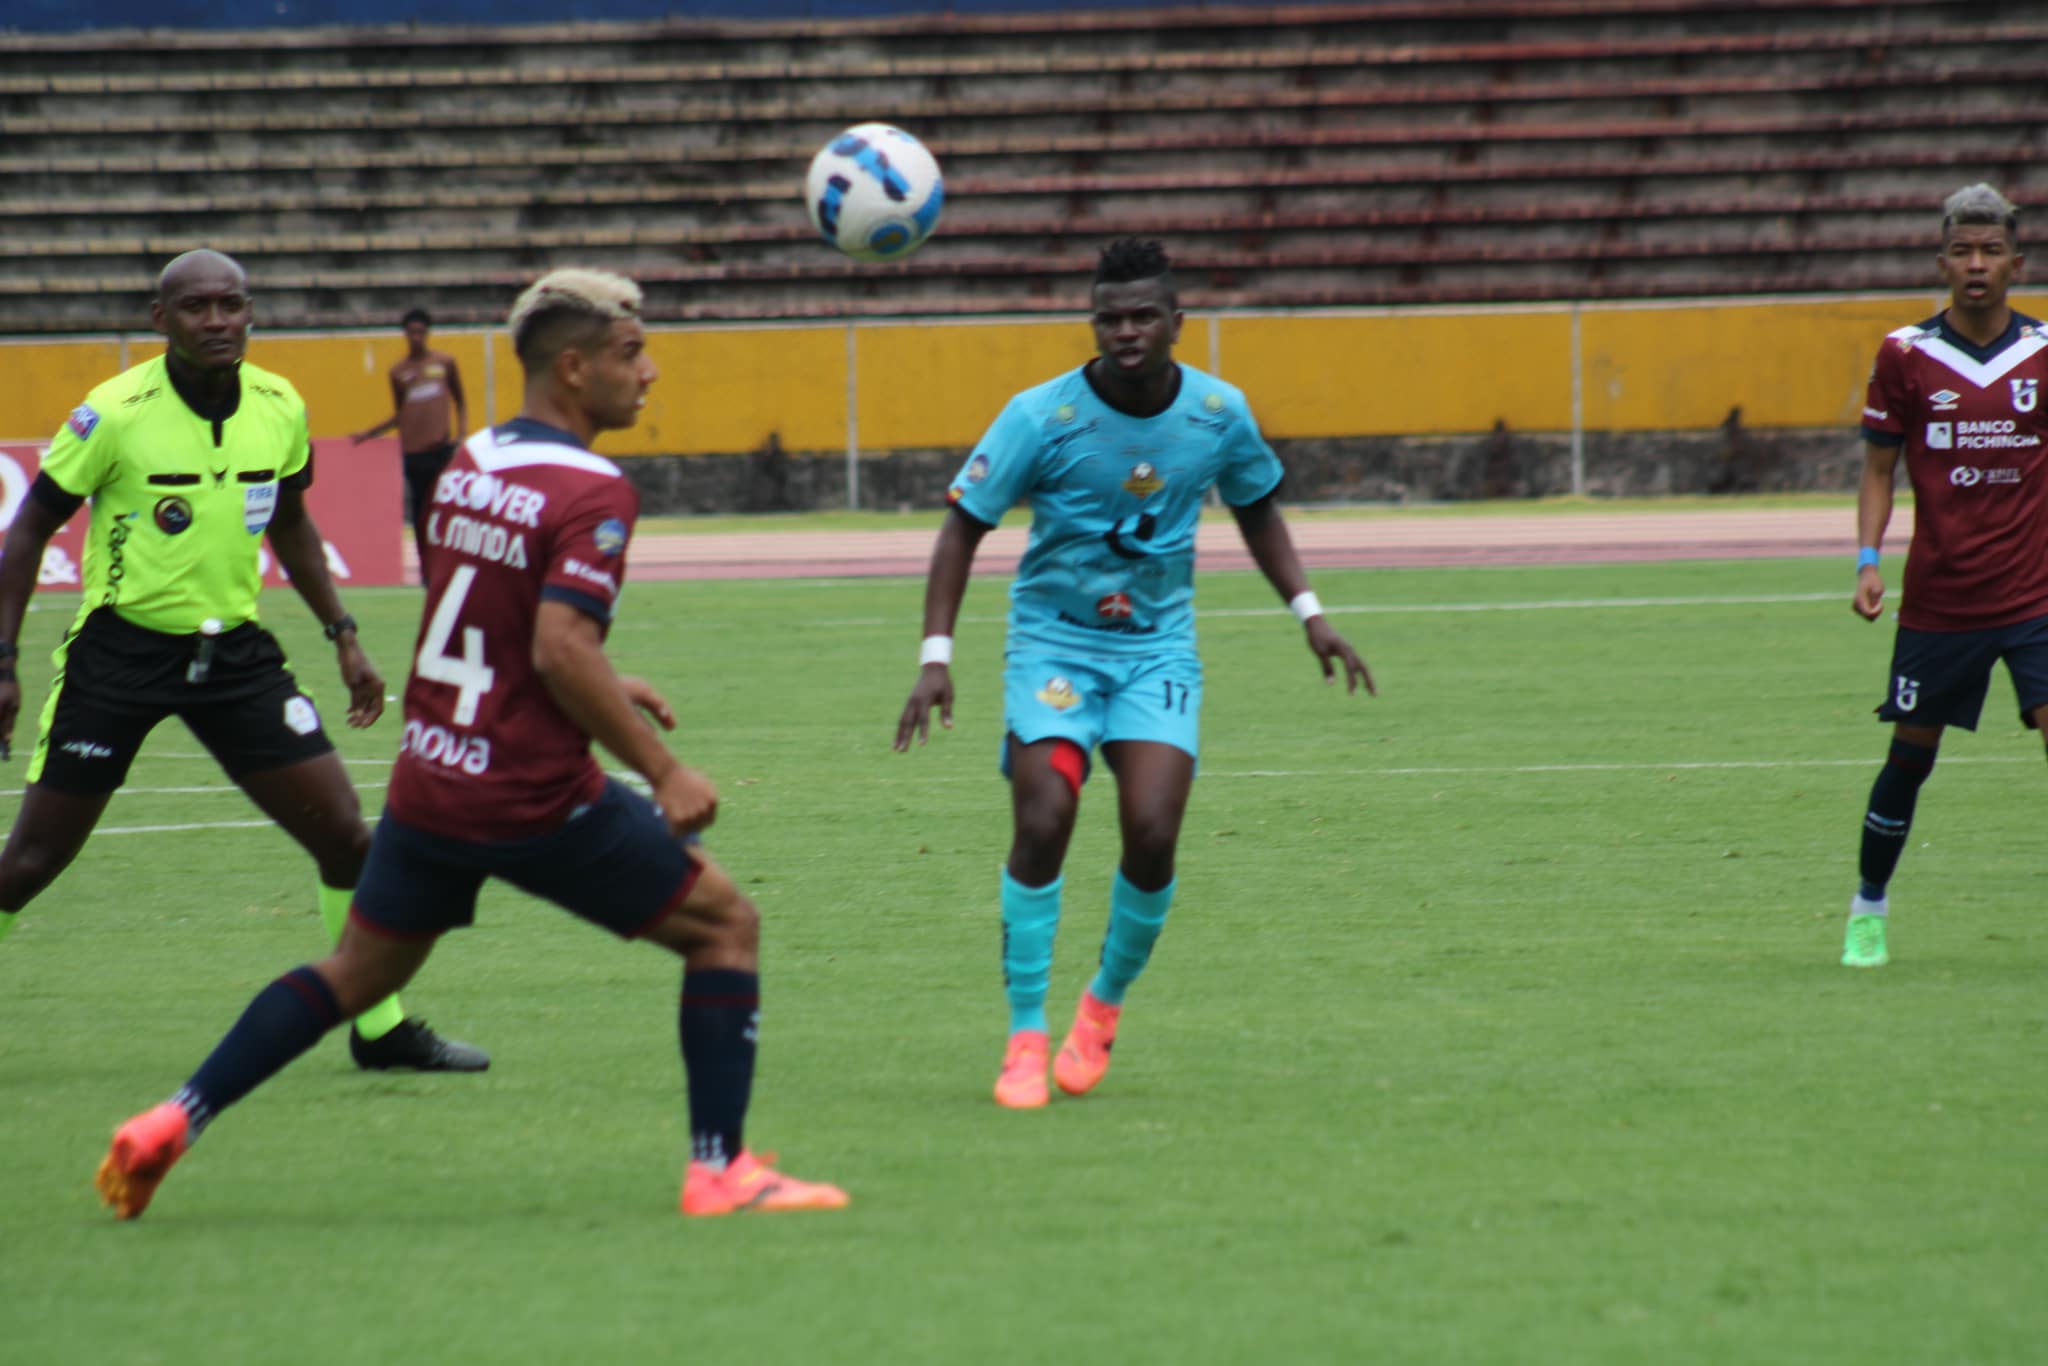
804, 124, 945, 263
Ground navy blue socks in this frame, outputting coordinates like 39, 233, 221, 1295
176, 966, 344, 1137
1859, 737, 1938, 901
679, 969, 759, 1169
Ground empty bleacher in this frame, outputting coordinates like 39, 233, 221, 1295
1, 0, 2043, 331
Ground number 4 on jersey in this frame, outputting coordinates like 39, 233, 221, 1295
417, 564, 496, 725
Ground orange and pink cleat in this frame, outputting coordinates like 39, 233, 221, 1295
680, 1149, 849, 1216
95, 1102, 191, 1221
1054, 991, 1122, 1097
994, 1028, 1051, 1109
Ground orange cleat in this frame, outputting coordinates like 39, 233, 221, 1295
1054, 991, 1122, 1097
994, 1029, 1051, 1109
95, 1102, 191, 1221
680, 1149, 849, 1216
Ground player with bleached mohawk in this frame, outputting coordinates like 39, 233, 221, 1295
98, 265, 849, 1221
508, 267, 645, 354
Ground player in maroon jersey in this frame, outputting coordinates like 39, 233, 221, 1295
1844, 183, 2048, 968
94, 269, 847, 1220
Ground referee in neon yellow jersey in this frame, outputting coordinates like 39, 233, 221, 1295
0, 250, 485, 1072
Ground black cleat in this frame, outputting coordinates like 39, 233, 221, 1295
349, 1019, 491, 1073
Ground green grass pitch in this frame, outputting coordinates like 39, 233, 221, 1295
4, 555, 2046, 1365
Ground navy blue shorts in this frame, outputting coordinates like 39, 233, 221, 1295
351, 778, 702, 941
1877, 613, 2048, 730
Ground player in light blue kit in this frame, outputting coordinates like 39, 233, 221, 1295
894, 240, 1372, 1108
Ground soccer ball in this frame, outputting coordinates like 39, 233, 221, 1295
804, 124, 945, 263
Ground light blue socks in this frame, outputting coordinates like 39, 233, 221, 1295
1000, 869, 1063, 1034
1088, 870, 1176, 1006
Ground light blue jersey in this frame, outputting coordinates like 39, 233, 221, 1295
947, 363, 1283, 658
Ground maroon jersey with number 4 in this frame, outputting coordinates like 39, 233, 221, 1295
384, 418, 639, 840
1862, 312, 2048, 631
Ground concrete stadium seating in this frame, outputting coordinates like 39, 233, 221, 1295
0, 0, 2041, 331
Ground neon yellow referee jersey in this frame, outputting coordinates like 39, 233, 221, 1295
42, 355, 311, 636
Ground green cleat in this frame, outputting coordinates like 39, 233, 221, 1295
1842, 913, 1890, 968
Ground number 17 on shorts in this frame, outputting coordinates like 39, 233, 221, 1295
1109, 652, 1202, 756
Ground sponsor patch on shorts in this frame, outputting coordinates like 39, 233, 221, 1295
284, 695, 319, 735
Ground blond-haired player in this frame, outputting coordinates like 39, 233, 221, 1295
97, 268, 847, 1220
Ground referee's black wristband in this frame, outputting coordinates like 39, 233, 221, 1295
323, 613, 359, 643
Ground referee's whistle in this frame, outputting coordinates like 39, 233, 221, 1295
186, 617, 223, 685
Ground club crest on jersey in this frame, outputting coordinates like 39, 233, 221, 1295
965, 453, 990, 484
2013, 378, 2039, 413
1203, 393, 1225, 414
1036, 676, 1081, 711
153, 496, 193, 535
1055, 404, 1078, 425
1926, 422, 1952, 450
1122, 462, 1164, 497
1929, 389, 1961, 412
594, 517, 628, 556
67, 404, 99, 440
1097, 592, 1134, 620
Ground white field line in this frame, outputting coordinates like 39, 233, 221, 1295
0, 782, 393, 797
1200, 592, 1841, 618
137, 752, 393, 766
1214, 757, 2038, 778
92, 820, 283, 835
892, 755, 2039, 784
51, 753, 2041, 836
686, 591, 1844, 632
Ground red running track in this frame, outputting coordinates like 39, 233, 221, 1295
593, 505, 1886, 581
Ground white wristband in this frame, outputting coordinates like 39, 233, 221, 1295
1289, 591, 1324, 624
919, 635, 954, 667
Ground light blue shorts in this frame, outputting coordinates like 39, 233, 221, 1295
1000, 644, 1203, 782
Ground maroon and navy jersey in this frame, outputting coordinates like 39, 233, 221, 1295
1863, 312, 2048, 631
384, 417, 639, 840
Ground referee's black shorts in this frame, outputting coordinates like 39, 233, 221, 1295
29, 607, 336, 794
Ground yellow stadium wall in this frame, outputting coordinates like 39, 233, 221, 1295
1218, 310, 1576, 436
6, 294, 2044, 452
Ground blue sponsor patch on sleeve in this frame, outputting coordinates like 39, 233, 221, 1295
593, 517, 628, 556
67, 404, 99, 440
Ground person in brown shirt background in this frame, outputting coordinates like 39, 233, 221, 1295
352, 308, 468, 569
